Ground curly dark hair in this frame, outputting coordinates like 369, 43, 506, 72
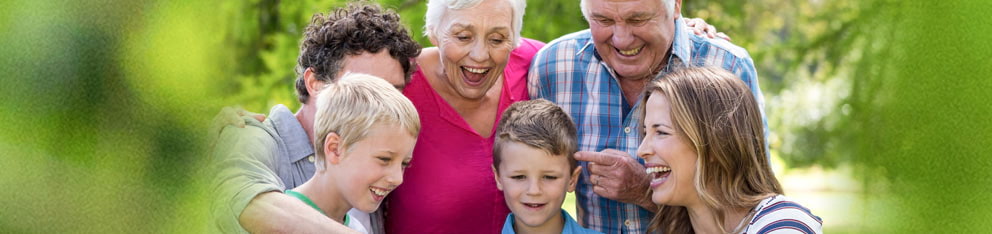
294, 2, 421, 104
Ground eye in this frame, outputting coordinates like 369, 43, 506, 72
595, 18, 615, 25
543, 175, 559, 180
489, 38, 505, 45
628, 18, 647, 25
455, 34, 471, 42
401, 160, 411, 168
510, 175, 526, 180
377, 156, 391, 164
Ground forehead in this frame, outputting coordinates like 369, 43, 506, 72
499, 141, 570, 169
348, 123, 416, 151
644, 92, 672, 123
340, 50, 404, 87
442, 0, 513, 28
586, 0, 661, 16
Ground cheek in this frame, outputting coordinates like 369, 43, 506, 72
589, 26, 611, 43
440, 44, 468, 64
491, 47, 512, 65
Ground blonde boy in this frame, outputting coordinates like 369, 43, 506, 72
287, 74, 420, 233
492, 99, 600, 234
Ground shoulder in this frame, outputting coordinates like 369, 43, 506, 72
215, 118, 279, 154
746, 195, 823, 234
688, 33, 752, 60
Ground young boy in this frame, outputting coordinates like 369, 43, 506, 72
287, 74, 420, 233
492, 99, 600, 234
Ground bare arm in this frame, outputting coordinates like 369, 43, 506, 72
239, 192, 359, 234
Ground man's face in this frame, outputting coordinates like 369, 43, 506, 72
585, 0, 679, 81
339, 49, 406, 91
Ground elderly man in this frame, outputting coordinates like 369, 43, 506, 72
210, 3, 421, 233
527, 0, 765, 232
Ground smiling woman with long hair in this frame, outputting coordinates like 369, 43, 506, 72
637, 66, 822, 234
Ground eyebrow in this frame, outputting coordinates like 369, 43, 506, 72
449, 23, 471, 31
645, 123, 672, 129
451, 23, 509, 35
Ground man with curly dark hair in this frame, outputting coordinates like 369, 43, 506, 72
211, 2, 421, 233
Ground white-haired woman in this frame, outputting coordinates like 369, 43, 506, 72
387, 0, 543, 233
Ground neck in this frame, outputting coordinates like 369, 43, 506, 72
617, 78, 650, 107
513, 211, 565, 234
295, 172, 351, 224
294, 104, 316, 143
686, 203, 750, 234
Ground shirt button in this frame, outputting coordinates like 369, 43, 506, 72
624, 219, 633, 227
308, 155, 315, 163
624, 127, 631, 133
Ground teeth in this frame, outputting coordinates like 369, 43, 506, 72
370, 187, 389, 196
645, 166, 671, 174
463, 67, 489, 74
619, 47, 642, 56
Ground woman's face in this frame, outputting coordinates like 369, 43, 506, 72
431, 0, 515, 100
636, 92, 700, 207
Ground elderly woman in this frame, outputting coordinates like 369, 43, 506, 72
636, 66, 822, 234
387, 0, 542, 233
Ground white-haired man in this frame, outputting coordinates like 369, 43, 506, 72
528, 0, 766, 232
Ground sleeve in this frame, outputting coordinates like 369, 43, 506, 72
210, 120, 286, 233
747, 201, 823, 234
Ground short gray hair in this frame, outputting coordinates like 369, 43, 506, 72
424, 0, 526, 46
580, 0, 676, 21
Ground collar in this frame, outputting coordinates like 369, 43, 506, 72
267, 104, 315, 163
503, 209, 585, 234
667, 17, 693, 71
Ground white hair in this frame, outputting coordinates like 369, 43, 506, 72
424, 0, 526, 46
580, 0, 677, 20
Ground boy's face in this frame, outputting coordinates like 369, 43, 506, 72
332, 123, 416, 213
494, 141, 581, 230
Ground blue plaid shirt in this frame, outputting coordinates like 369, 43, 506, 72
527, 18, 765, 233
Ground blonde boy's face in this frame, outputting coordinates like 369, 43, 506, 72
332, 123, 416, 213
494, 141, 580, 230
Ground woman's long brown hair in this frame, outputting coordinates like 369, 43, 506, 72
641, 66, 783, 234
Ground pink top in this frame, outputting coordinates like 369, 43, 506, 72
388, 38, 545, 233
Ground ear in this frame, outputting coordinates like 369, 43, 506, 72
673, 0, 683, 19
492, 165, 504, 191
323, 132, 342, 166
304, 67, 325, 101
567, 165, 582, 193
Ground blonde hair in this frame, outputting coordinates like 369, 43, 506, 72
424, 0, 526, 46
313, 73, 421, 170
641, 67, 782, 234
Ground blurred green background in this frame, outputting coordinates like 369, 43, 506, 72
1, 0, 990, 232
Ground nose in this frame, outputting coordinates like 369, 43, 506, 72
386, 164, 404, 186
468, 40, 488, 63
525, 178, 542, 196
611, 24, 634, 49
636, 135, 652, 160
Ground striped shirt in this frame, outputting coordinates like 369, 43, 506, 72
527, 17, 765, 233
743, 195, 823, 234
